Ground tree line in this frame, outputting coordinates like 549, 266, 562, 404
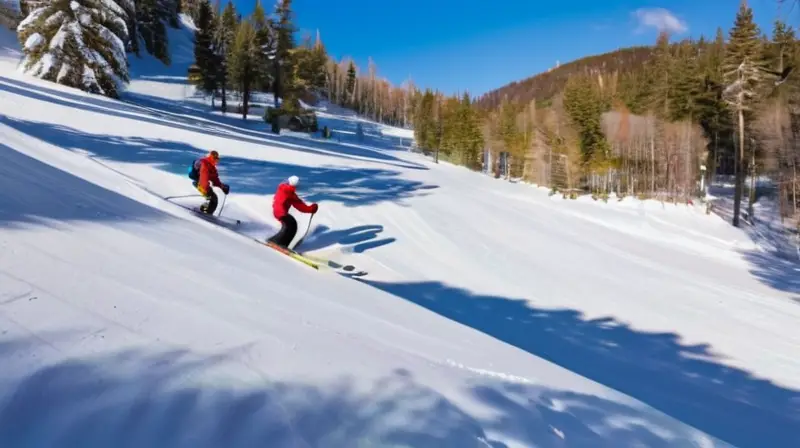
471, 1, 800, 228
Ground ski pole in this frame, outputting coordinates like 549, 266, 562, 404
217, 191, 227, 217
293, 212, 315, 250
164, 193, 204, 200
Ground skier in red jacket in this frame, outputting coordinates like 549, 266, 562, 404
189, 150, 230, 214
267, 175, 318, 248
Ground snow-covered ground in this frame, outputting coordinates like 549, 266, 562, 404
1, 18, 799, 448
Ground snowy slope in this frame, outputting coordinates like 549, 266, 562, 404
1, 16, 799, 448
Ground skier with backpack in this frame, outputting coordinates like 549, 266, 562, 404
188, 150, 230, 214
267, 175, 318, 248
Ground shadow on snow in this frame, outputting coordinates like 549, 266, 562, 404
0, 116, 437, 208
301, 224, 397, 254
708, 185, 800, 302
0, 333, 731, 447
741, 250, 800, 303
0, 143, 165, 228
358, 279, 800, 448
0, 76, 427, 171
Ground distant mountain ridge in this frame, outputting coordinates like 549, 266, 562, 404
475, 46, 655, 109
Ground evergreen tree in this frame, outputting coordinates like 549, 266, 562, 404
228, 19, 259, 119
345, 60, 356, 106
563, 75, 608, 167
212, 0, 237, 112
17, 0, 130, 98
250, 0, 274, 92
272, 0, 296, 107
460, 92, 484, 169
497, 97, 522, 166
414, 89, 436, 152
647, 30, 674, 119
671, 40, 703, 121
767, 20, 798, 100
438, 95, 461, 157
722, 0, 767, 226
135, 0, 171, 64
697, 27, 734, 184
191, 0, 217, 98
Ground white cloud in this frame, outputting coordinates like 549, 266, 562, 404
632, 7, 688, 34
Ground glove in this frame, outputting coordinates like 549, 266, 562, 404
311, 203, 319, 213
221, 183, 230, 195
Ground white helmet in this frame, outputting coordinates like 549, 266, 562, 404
288, 175, 299, 186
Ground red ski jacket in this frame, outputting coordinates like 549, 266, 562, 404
196, 155, 222, 195
272, 182, 314, 219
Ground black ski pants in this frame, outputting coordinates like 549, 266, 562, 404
268, 214, 298, 247
199, 188, 218, 214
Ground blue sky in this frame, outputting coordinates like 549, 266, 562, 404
231, 0, 797, 97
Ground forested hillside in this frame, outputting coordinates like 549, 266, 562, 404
474, 46, 655, 111
431, 2, 798, 233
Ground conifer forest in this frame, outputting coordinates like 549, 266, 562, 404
7, 0, 800, 228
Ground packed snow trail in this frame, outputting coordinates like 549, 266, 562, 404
2, 19, 799, 447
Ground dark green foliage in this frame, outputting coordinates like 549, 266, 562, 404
213, 0, 237, 112
292, 34, 328, 94
191, 0, 217, 95
345, 61, 356, 106
272, 0, 296, 106
17, 0, 130, 98
413, 89, 437, 152
250, 0, 274, 92
563, 75, 608, 166
136, 0, 171, 65
228, 20, 259, 119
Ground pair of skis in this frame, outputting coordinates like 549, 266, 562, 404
260, 240, 367, 277
185, 205, 367, 277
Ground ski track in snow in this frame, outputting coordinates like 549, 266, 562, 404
0, 18, 799, 448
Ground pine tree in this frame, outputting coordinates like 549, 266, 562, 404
17, 0, 130, 98
228, 19, 258, 119
212, 0, 237, 112
308, 31, 328, 93
250, 0, 274, 92
497, 97, 522, 170
722, 0, 767, 226
414, 88, 436, 152
272, 0, 296, 107
697, 28, 734, 186
647, 31, 674, 119
671, 40, 703, 121
345, 60, 356, 106
564, 75, 608, 168
438, 95, 460, 157
191, 0, 217, 99
460, 92, 484, 169
767, 20, 798, 100
135, 0, 171, 64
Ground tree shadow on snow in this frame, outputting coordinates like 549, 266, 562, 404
0, 117, 437, 208
357, 279, 800, 448
0, 143, 166, 228
0, 333, 731, 448
0, 76, 427, 171
301, 224, 396, 254
708, 184, 800, 301
740, 250, 800, 303
316, 112, 414, 152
